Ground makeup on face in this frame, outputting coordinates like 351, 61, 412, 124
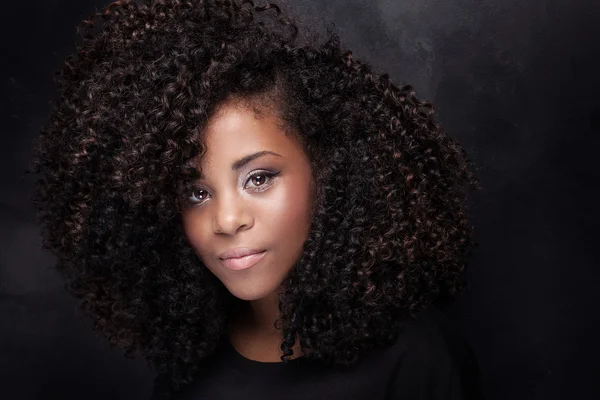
186, 150, 283, 209
219, 249, 267, 271
181, 101, 315, 301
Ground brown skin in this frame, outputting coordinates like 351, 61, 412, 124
181, 101, 315, 362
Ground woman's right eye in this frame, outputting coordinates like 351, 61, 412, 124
188, 187, 209, 205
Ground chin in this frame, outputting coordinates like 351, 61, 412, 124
225, 283, 279, 302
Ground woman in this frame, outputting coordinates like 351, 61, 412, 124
29, 0, 484, 398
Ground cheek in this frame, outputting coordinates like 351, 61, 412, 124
181, 212, 211, 256
265, 178, 313, 238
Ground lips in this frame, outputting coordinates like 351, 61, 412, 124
220, 250, 267, 271
219, 247, 265, 260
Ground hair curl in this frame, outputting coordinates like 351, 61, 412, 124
28, 0, 481, 395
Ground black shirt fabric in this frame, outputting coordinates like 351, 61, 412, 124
152, 306, 484, 400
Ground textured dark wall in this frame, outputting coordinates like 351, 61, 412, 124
1, 1, 599, 399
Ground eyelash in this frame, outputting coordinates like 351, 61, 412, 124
187, 170, 280, 206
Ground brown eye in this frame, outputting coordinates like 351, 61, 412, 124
188, 187, 209, 205
194, 188, 208, 199
251, 174, 267, 186
245, 170, 279, 191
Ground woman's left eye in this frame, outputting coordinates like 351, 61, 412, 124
245, 171, 280, 191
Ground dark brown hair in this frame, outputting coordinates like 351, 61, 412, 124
28, 0, 481, 396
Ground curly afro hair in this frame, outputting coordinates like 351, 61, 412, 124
28, 0, 481, 395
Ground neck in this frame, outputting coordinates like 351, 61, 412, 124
248, 290, 281, 333
230, 289, 282, 336
227, 288, 304, 361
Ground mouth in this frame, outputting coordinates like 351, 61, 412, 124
220, 250, 267, 271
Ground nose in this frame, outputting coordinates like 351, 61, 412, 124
212, 192, 254, 235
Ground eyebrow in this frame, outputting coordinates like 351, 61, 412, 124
198, 150, 282, 179
231, 150, 282, 171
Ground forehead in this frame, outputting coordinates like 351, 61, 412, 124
199, 102, 301, 165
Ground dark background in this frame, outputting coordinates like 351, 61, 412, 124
1, 0, 599, 399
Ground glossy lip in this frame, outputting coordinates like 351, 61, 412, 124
220, 250, 267, 271
219, 247, 266, 259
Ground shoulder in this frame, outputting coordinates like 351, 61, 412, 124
384, 306, 484, 400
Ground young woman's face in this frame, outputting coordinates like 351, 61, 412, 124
181, 101, 315, 301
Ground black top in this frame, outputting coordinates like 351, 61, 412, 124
152, 306, 484, 400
